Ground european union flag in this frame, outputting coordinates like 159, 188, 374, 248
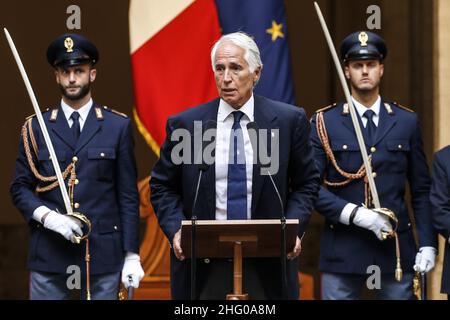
215, 0, 296, 104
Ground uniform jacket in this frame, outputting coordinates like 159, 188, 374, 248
150, 95, 320, 299
310, 100, 437, 275
430, 146, 450, 293
10, 102, 140, 275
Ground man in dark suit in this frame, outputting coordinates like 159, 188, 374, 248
10, 33, 144, 299
310, 31, 437, 299
430, 147, 450, 299
150, 32, 320, 299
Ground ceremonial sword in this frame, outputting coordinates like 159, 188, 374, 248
4, 28, 73, 215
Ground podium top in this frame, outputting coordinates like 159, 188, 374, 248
180, 219, 299, 258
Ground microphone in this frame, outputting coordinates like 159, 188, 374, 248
246, 121, 288, 299
190, 119, 216, 300
247, 122, 285, 217
192, 120, 216, 216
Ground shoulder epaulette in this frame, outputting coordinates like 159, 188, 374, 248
25, 108, 50, 121
103, 106, 128, 118
393, 102, 415, 113
315, 103, 337, 113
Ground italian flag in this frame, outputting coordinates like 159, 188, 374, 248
129, 0, 221, 156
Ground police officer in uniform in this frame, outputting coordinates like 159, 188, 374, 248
10, 33, 144, 299
310, 31, 437, 299
430, 147, 450, 299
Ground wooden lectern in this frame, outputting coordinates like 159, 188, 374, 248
181, 219, 299, 300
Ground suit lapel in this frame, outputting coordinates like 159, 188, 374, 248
373, 100, 397, 146
51, 105, 76, 150
199, 100, 219, 220
74, 103, 102, 154
251, 96, 277, 217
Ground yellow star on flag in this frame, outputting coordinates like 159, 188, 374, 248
266, 20, 284, 42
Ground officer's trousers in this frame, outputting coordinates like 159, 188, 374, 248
30, 270, 120, 300
321, 272, 415, 300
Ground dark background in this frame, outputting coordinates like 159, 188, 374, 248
0, 0, 434, 299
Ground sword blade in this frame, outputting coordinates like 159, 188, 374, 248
4, 28, 72, 214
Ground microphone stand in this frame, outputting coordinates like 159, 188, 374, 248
190, 167, 204, 300
247, 121, 289, 299
267, 171, 288, 300
190, 120, 215, 299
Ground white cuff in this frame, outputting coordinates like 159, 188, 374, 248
125, 252, 140, 261
339, 203, 358, 225
32, 206, 51, 223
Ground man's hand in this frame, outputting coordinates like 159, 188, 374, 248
121, 252, 145, 288
42, 210, 83, 243
352, 207, 393, 240
287, 236, 302, 260
173, 228, 185, 261
414, 246, 437, 273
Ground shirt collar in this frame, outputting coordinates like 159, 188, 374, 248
217, 94, 254, 123
61, 98, 93, 122
351, 95, 381, 118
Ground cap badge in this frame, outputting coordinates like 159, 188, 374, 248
358, 32, 368, 47
64, 37, 74, 53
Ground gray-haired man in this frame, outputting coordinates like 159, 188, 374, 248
150, 32, 320, 299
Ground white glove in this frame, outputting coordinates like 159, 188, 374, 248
42, 210, 83, 243
352, 207, 393, 241
414, 246, 437, 273
121, 252, 145, 289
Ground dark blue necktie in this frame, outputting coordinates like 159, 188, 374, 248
363, 109, 376, 146
70, 111, 81, 142
227, 111, 247, 220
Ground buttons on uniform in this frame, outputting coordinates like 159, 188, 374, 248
74, 202, 80, 209
113, 225, 118, 230
398, 144, 403, 149
330, 224, 334, 229
204, 258, 210, 264
72, 156, 78, 162
370, 147, 376, 153
408, 222, 411, 227
100, 152, 105, 158
343, 145, 348, 150
74, 179, 79, 185
372, 172, 377, 178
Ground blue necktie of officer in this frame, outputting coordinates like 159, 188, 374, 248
363, 109, 377, 146
227, 111, 247, 220
70, 111, 81, 142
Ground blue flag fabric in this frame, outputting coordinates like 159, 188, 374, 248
215, 0, 296, 104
